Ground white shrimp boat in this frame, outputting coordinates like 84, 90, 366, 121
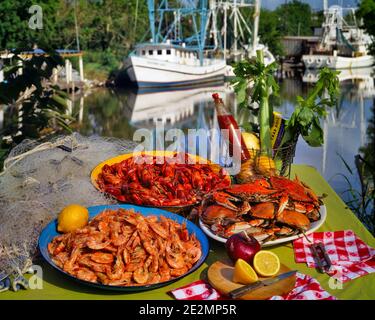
303, 53, 374, 70
123, 42, 227, 88
118, 1, 227, 88
302, 5, 374, 70
119, 0, 274, 88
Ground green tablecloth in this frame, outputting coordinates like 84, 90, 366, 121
1, 165, 374, 300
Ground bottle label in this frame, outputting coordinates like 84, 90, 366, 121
271, 112, 285, 150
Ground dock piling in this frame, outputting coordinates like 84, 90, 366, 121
79, 55, 84, 81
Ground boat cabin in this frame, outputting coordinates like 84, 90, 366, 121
134, 43, 204, 66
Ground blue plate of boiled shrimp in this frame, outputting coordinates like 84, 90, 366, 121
39, 204, 209, 292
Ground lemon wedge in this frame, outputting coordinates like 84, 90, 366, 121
57, 204, 89, 233
232, 258, 259, 285
253, 250, 280, 277
242, 132, 260, 159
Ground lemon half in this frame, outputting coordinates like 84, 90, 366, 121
253, 250, 280, 277
232, 258, 259, 285
57, 204, 89, 233
242, 132, 260, 159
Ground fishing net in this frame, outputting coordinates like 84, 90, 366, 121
0, 133, 137, 291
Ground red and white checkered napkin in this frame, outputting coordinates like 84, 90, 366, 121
269, 272, 336, 300
169, 280, 223, 300
293, 230, 375, 283
169, 273, 336, 300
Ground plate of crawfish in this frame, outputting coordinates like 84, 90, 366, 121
198, 175, 327, 247
91, 151, 231, 214
39, 205, 209, 291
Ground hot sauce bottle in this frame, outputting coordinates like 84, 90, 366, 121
212, 93, 251, 162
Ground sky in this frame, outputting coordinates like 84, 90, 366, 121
262, 0, 360, 11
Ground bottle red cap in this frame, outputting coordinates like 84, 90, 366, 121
212, 93, 223, 103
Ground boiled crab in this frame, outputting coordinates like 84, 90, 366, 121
200, 175, 323, 243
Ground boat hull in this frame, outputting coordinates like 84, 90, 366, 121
302, 54, 375, 69
118, 56, 226, 88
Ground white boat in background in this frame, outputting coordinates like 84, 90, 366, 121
122, 42, 226, 88
117, 0, 227, 88
303, 53, 374, 70
302, 5, 374, 70
118, 0, 275, 88
303, 66, 374, 83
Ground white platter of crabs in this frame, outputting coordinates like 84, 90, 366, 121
198, 175, 326, 246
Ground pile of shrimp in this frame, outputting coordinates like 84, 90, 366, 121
48, 209, 202, 286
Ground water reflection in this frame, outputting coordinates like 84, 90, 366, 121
73, 89, 136, 139
285, 67, 374, 203
74, 83, 235, 138
121, 85, 231, 130
74, 67, 374, 207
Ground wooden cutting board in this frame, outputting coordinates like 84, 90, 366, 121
207, 259, 296, 300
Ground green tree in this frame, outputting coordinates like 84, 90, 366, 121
0, 1, 65, 49
357, 0, 375, 53
258, 9, 284, 57
275, 0, 313, 36
0, 1, 33, 49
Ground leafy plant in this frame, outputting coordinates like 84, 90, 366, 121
231, 50, 279, 154
232, 56, 339, 152
281, 67, 340, 147
0, 49, 73, 167
333, 153, 374, 235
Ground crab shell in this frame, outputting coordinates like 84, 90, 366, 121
277, 209, 310, 231
201, 205, 239, 226
250, 202, 311, 231
200, 175, 322, 241
269, 176, 321, 206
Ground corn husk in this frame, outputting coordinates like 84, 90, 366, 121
236, 159, 257, 183
254, 155, 276, 176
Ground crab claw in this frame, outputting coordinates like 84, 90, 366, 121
238, 201, 251, 215
307, 209, 321, 222
224, 223, 275, 243
225, 224, 275, 243
224, 183, 278, 202
213, 191, 240, 211
278, 194, 289, 215
224, 222, 254, 237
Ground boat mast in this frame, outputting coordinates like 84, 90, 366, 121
209, 0, 219, 50
200, 0, 209, 65
148, 0, 156, 43
223, 2, 228, 60
147, 1, 210, 65
215, 1, 256, 61
252, 0, 260, 56
233, 0, 238, 55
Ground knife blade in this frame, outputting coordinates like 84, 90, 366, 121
228, 270, 297, 299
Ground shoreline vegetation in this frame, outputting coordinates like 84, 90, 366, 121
0, 1, 373, 83
1, 0, 322, 83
